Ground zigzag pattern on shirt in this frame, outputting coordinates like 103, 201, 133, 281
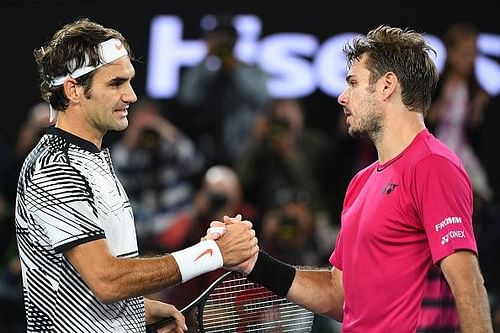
16, 131, 144, 332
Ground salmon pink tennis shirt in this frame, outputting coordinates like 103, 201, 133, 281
330, 129, 477, 332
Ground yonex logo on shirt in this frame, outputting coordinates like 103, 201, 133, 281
382, 183, 399, 195
441, 230, 466, 245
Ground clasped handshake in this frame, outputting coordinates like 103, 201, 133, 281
203, 214, 259, 275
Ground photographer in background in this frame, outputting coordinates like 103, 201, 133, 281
236, 99, 330, 218
259, 187, 340, 333
157, 165, 258, 254
178, 13, 270, 166
260, 188, 319, 266
154, 165, 258, 313
111, 98, 204, 243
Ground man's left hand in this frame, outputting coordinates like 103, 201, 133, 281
144, 298, 187, 333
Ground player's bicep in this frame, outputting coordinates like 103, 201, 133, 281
29, 163, 104, 250
413, 155, 475, 263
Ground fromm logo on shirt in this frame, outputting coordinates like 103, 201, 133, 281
435, 216, 462, 232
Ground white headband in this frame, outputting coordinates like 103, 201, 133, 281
50, 38, 128, 87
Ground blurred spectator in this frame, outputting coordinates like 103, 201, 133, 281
259, 188, 340, 333
15, 102, 52, 158
260, 188, 323, 266
323, 111, 377, 223
178, 13, 270, 166
480, 94, 500, 204
157, 165, 258, 252
428, 22, 493, 203
476, 95, 500, 331
0, 102, 51, 332
111, 98, 204, 241
155, 165, 258, 312
4, 102, 53, 201
2, 102, 51, 264
427, 24, 500, 328
236, 98, 330, 216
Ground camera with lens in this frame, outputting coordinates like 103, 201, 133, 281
206, 191, 229, 215
203, 16, 238, 64
139, 129, 160, 150
273, 212, 300, 252
268, 115, 291, 139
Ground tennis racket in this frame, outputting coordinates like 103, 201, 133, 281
146, 271, 315, 332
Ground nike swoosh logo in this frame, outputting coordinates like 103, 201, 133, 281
115, 41, 123, 50
194, 249, 213, 262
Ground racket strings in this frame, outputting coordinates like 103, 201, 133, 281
200, 274, 314, 332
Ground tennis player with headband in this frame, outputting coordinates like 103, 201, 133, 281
15, 18, 258, 333
208, 25, 493, 332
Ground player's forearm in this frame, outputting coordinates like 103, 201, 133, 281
92, 255, 181, 303
245, 252, 344, 322
65, 240, 181, 303
441, 252, 493, 332
455, 281, 493, 333
90, 240, 227, 304
288, 269, 344, 321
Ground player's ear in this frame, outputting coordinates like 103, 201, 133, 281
63, 78, 82, 104
380, 72, 398, 101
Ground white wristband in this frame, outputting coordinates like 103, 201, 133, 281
171, 240, 223, 283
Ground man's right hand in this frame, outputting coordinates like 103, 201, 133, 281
206, 215, 259, 274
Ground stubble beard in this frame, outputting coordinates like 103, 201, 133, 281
347, 88, 383, 143
348, 111, 384, 144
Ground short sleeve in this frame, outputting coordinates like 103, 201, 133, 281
330, 229, 344, 270
27, 162, 105, 252
413, 155, 476, 263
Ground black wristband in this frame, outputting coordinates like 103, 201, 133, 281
247, 250, 296, 297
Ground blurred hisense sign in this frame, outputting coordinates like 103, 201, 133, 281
147, 15, 500, 99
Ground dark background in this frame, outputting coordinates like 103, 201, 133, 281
2, 0, 500, 147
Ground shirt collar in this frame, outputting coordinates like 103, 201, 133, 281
45, 126, 101, 153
